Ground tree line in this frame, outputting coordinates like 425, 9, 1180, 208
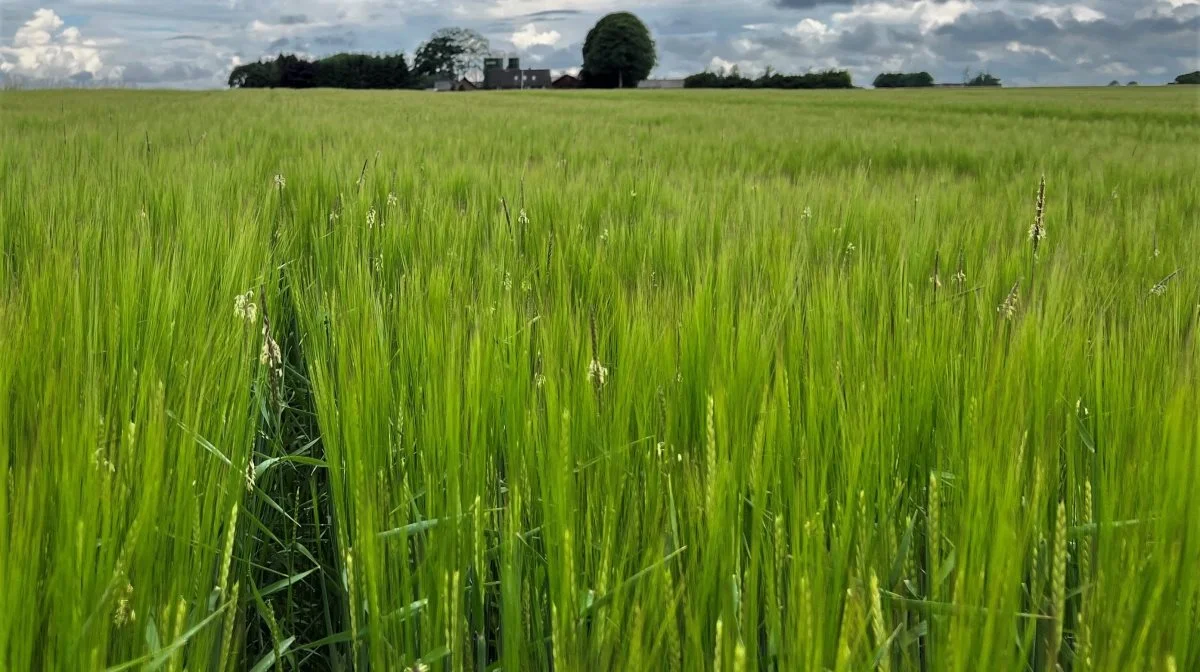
873, 71, 1002, 87
684, 67, 853, 89
873, 72, 934, 88
228, 53, 413, 89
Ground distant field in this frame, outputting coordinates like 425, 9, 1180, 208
1, 87, 1197, 671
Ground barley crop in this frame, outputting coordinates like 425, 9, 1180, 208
0, 87, 1196, 671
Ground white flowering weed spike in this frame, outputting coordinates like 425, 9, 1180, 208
587, 359, 609, 386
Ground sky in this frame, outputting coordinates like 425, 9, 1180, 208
1, 0, 1197, 88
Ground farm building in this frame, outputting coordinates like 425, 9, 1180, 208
483, 57, 551, 90
552, 74, 581, 89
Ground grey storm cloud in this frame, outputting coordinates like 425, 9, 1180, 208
772, 0, 852, 7
931, 10, 1200, 66
658, 34, 717, 62
278, 14, 310, 25
655, 16, 716, 37
835, 24, 923, 56
523, 10, 584, 20
313, 31, 357, 48
522, 42, 585, 70
774, 0, 959, 7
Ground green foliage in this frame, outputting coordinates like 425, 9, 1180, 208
229, 52, 411, 89
413, 27, 490, 81
1, 87, 1198, 671
581, 12, 656, 88
873, 71, 935, 88
413, 36, 461, 78
685, 68, 853, 89
966, 72, 1002, 86
1175, 70, 1200, 84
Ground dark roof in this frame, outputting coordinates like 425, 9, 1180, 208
552, 73, 581, 88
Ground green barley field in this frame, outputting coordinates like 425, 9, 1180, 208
1, 87, 1198, 671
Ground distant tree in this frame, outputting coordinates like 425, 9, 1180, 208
581, 12, 656, 88
1108, 80, 1121, 86
443, 28, 490, 81
1126, 81, 1138, 86
873, 72, 934, 88
413, 28, 489, 81
966, 72, 1001, 87
228, 61, 277, 88
1175, 71, 1200, 84
414, 37, 461, 79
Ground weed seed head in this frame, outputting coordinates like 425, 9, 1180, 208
233, 291, 257, 324
587, 359, 608, 386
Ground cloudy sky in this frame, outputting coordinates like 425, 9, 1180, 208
1, 0, 1197, 88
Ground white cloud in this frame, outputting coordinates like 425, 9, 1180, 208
511, 23, 561, 50
709, 55, 735, 72
1005, 41, 1060, 61
832, 0, 975, 33
784, 18, 835, 42
1033, 4, 1105, 25
1135, 0, 1200, 19
248, 18, 335, 42
486, 0, 672, 19
732, 37, 760, 54
0, 9, 117, 79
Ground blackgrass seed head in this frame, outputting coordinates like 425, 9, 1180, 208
1029, 175, 1047, 255
998, 279, 1021, 319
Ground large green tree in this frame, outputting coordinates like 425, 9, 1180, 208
413, 27, 490, 81
581, 12, 656, 88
